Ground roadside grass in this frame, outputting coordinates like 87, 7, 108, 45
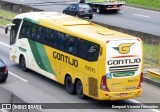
126, 0, 160, 10
0, 19, 11, 26
144, 44, 159, 61
144, 44, 159, 68
0, 9, 17, 26
150, 76, 160, 82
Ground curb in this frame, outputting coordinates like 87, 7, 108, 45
143, 77, 160, 87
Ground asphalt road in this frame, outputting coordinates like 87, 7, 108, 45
2, 0, 160, 36
0, 26, 160, 112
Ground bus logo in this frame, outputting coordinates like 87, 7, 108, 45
113, 43, 134, 54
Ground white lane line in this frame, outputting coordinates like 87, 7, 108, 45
0, 42, 28, 82
9, 71, 28, 82
0, 41, 10, 48
129, 99, 160, 112
133, 14, 150, 18
125, 6, 160, 14
0, 109, 8, 112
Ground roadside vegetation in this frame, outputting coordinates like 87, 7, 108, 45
144, 44, 159, 69
126, 0, 160, 10
0, 9, 17, 26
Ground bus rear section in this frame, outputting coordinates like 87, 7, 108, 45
99, 38, 143, 100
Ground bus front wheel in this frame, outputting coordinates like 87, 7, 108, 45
20, 55, 28, 72
65, 76, 75, 94
76, 80, 85, 99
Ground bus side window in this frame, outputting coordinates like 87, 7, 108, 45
19, 21, 26, 38
43, 28, 51, 45
87, 43, 100, 61
64, 34, 70, 53
78, 39, 88, 60
58, 32, 65, 51
36, 26, 43, 43
49, 30, 54, 46
31, 24, 38, 41
71, 37, 78, 56
53, 31, 58, 49
19, 21, 31, 39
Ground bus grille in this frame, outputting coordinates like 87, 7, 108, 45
109, 65, 139, 73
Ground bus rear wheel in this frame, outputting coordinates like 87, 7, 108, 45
20, 55, 28, 72
65, 76, 75, 94
76, 80, 85, 99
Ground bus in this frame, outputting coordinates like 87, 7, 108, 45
5, 12, 143, 100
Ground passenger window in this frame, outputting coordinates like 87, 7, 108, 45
31, 24, 39, 41
78, 39, 100, 61
52, 31, 58, 48
87, 43, 100, 61
36, 26, 43, 43
20, 21, 31, 39
58, 32, 65, 51
64, 34, 70, 52
43, 28, 51, 45
78, 39, 88, 59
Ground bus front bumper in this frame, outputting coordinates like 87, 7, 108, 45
99, 88, 142, 101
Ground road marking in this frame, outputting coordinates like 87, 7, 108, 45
133, 14, 150, 18
0, 42, 28, 82
0, 109, 8, 112
125, 6, 160, 14
0, 41, 10, 48
130, 99, 160, 112
9, 71, 28, 82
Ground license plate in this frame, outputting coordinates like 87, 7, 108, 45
85, 11, 89, 13
120, 93, 127, 97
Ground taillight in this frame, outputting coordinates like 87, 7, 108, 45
4, 66, 8, 74
106, 40, 110, 44
137, 72, 143, 89
100, 75, 110, 91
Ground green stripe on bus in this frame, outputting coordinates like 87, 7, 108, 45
36, 42, 56, 75
28, 39, 56, 75
23, 18, 39, 24
28, 40, 46, 71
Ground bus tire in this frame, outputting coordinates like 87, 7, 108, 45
20, 55, 28, 72
76, 80, 85, 99
65, 76, 75, 95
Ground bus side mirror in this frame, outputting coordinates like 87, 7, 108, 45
5, 27, 8, 34
5, 23, 15, 34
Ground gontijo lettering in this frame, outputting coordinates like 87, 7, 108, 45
107, 58, 141, 65
53, 51, 78, 67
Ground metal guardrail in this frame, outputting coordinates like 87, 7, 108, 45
147, 70, 160, 79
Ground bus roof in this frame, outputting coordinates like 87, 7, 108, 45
15, 12, 137, 42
